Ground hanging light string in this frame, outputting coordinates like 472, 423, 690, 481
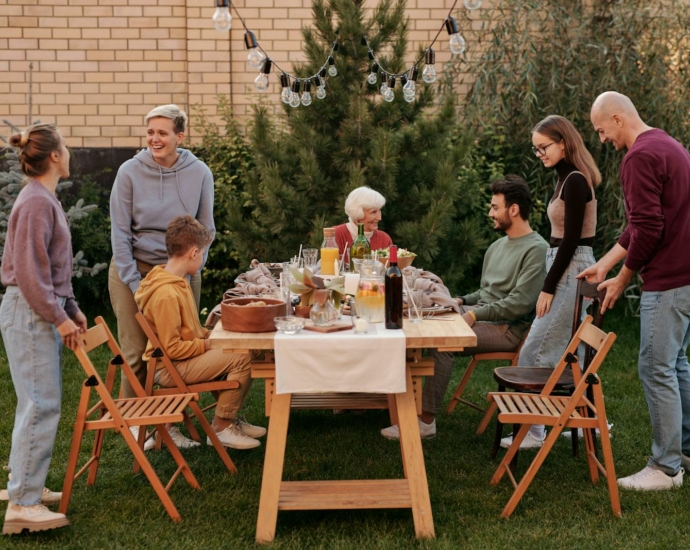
363, 0, 459, 80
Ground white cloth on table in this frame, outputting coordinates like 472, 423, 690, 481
274, 323, 406, 394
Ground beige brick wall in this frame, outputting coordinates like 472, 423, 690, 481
0, 0, 488, 147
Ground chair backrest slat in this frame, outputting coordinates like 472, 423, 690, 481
79, 323, 110, 353
579, 322, 608, 351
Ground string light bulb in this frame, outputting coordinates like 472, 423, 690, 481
464, 0, 482, 9
403, 67, 417, 102
300, 80, 312, 106
384, 76, 395, 102
367, 63, 379, 85
244, 31, 265, 70
422, 48, 436, 83
315, 76, 326, 99
445, 17, 466, 55
254, 58, 272, 91
280, 73, 291, 104
380, 74, 389, 96
328, 56, 337, 77
212, 0, 232, 32
289, 80, 301, 108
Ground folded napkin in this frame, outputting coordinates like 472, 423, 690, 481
403, 269, 462, 313
225, 262, 278, 297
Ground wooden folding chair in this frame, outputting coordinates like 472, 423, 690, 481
60, 317, 201, 523
445, 336, 526, 414
135, 311, 239, 473
487, 316, 620, 518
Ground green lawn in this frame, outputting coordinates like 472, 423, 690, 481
1, 310, 688, 549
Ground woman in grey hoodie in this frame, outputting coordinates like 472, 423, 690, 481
108, 104, 215, 422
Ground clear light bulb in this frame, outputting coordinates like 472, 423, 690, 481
281, 87, 291, 104
247, 48, 265, 70
301, 91, 312, 106
403, 80, 415, 102
212, 6, 232, 32
449, 33, 466, 55
328, 65, 338, 77
316, 86, 326, 99
422, 64, 436, 84
404, 91, 415, 103
464, 0, 482, 9
384, 88, 395, 102
254, 73, 269, 92
380, 80, 389, 96
289, 92, 301, 108
367, 71, 378, 85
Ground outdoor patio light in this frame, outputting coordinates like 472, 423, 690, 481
422, 48, 436, 83
445, 17, 466, 55
380, 74, 389, 96
280, 73, 291, 104
384, 76, 396, 102
327, 56, 337, 77
403, 67, 418, 102
315, 76, 326, 99
289, 80, 301, 108
464, 0, 482, 9
367, 63, 379, 85
254, 58, 272, 91
300, 80, 312, 106
244, 31, 265, 70
212, 0, 232, 32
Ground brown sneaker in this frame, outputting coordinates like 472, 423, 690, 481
0, 487, 61, 506
3, 503, 69, 535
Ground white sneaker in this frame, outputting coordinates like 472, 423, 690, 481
167, 426, 201, 449
129, 426, 156, 451
561, 422, 613, 439
3, 503, 69, 535
618, 466, 683, 491
0, 487, 61, 505
237, 419, 267, 439
208, 423, 260, 450
500, 431, 546, 449
381, 418, 436, 440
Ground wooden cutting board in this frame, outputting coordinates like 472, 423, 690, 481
303, 322, 352, 333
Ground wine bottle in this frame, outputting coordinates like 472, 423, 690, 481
349, 223, 371, 271
385, 245, 403, 329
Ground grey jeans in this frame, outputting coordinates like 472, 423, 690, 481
422, 305, 522, 415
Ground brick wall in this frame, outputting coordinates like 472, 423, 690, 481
0, 0, 488, 147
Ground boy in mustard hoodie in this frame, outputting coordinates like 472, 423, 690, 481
135, 215, 265, 450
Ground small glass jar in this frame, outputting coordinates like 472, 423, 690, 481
351, 314, 370, 334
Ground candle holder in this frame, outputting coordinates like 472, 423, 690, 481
351, 314, 370, 334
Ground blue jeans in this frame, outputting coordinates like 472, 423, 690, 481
639, 286, 690, 475
0, 286, 64, 506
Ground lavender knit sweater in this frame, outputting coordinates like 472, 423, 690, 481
1, 179, 79, 326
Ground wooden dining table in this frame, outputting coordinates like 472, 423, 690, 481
209, 313, 476, 543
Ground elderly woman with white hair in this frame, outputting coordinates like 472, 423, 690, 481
334, 186, 393, 253
109, 104, 215, 437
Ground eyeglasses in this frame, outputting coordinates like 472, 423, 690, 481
531, 142, 556, 156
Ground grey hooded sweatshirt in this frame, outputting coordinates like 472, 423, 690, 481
110, 148, 215, 293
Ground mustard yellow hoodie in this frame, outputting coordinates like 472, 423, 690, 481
134, 265, 209, 363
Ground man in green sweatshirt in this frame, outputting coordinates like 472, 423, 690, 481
382, 175, 548, 439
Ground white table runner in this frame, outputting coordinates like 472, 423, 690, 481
274, 323, 406, 394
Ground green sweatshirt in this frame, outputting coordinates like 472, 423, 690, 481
462, 231, 548, 339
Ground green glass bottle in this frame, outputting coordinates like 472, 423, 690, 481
349, 223, 371, 271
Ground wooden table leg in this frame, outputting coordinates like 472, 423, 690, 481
396, 368, 435, 539
256, 392, 292, 544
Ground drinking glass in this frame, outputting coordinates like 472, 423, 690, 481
407, 289, 424, 323
303, 248, 318, 271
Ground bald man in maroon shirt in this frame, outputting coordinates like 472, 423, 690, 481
580, 91, 690, 491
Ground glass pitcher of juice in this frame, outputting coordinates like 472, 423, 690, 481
320, 227, 339, 276
355, 274, 385, 323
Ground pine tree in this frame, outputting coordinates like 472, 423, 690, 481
222, 0, 488, 292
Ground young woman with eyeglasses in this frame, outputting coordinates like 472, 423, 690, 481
501, 115, 601, 450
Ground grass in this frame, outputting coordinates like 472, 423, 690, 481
1, 309, 689, 549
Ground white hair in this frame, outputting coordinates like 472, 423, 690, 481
145, 104, 188, 134
344, 186, 386, 224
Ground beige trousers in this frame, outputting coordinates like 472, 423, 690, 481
108, 258, 201, 398
155, 349, 252, 420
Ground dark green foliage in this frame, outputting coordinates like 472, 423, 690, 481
202, 0, 489, 295
456, 0, 690, 310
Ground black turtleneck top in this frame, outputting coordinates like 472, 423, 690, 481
542, 160, 594, 295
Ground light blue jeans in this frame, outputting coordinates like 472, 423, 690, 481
638, 285, 690, 476
518, 246, 595, 439
1, 286, 65, 506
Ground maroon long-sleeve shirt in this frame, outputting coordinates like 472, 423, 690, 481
1, 179, 80, 326
618, 129, 690, 291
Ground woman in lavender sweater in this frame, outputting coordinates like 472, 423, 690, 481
1, 124, 86, 535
